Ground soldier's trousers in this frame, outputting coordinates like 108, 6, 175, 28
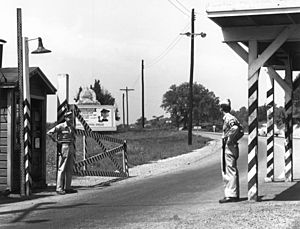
57, 143, 75, 191
221, 143, 240, 198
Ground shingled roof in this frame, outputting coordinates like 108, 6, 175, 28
0, 67, 56, 94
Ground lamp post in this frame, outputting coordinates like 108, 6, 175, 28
22, 37, 51, 196
180, 8, 206, 145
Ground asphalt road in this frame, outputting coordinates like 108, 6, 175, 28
1, 133, 299, 228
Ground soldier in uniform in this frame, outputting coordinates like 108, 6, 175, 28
219, 99, 241, 203
47, 110, 77, 195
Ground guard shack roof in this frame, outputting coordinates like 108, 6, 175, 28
206, 0, 300, 70
0, 67, 56, 94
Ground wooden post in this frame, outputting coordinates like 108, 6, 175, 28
120, 87, 134, 127
188, 8, 195, 145
248, 40, 259, 201
265, 76, 274, 182
141, 60, 145, 128
122, 93, 125, 127
17, 8, 25, 196
284, 58, 293, 182
23, 37, 32, 196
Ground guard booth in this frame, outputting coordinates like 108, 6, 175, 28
0, 67, 56, 192
207, 0, 300, 200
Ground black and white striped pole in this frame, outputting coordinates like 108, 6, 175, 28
23, 37, 32, 196
284, 64, 293, 182
265, 76, 275, 182
248, 40, 259, 201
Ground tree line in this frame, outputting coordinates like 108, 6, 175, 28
160, 82, 293, 131
75, 79, 299, 131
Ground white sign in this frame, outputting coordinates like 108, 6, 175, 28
76, 105, 117, 131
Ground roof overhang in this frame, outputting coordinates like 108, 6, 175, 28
206, 0, 300, 71
0, 67, 56, 94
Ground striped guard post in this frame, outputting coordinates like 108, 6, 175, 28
23, 36, 32, 196
248, 72, 259, 201
265, 78, 274, 182
284, 96, 293, 181
24, 99, 32, 195
56, 100, 69, 178
123, 140, 129, 176
57, 100, 69, 124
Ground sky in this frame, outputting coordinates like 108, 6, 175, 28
1, 0, 287, 124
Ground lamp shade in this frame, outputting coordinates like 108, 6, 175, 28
31, 37, 51, 54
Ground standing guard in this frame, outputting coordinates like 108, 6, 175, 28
219, 99, 244, 203
47, 110, 77, 195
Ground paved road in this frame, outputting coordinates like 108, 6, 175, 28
1, 133, 299, 228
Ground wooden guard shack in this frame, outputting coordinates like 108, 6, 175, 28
0, 67, 56, 192
207, 1, 300, 201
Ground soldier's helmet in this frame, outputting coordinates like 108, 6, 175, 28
220, 99, 231, 112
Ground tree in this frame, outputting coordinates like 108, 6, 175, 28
161, 82, 222, 128
90, 79, 115, 105
231, 105, 286, 131
231, 106, 248, 130
135, 116, 147, 127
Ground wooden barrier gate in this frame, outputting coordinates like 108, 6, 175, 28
61, 103, 129, 178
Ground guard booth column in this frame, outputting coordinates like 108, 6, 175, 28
248, 40, 259, 201
284, 59, 293, 182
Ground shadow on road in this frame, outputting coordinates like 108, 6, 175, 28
0, 201, 94, 224
259, 179, 300, 202
273, 180, 300, 201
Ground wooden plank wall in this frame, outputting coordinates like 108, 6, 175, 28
0, 102, 7, 189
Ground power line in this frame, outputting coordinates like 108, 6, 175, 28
146, 36, 182, 68
130, 74, 140, 88
167, 0, 190, 17
146, 23, 190, 68
174, 0, 190, 13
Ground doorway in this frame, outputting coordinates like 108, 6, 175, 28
31, 98, 46, 188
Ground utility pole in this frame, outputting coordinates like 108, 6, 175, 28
122, 93, 125, 127
180, 8, 206, 145
141, 59, 145, 128
188, 8, 195, 145
120, 87, 134, 127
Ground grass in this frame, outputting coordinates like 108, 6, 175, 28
46, 128, 211, 183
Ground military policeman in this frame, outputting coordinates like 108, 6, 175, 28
219, 99, 241, 203
47, 110, 77, 195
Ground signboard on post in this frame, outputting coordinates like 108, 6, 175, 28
75, 87, 117, 131
76, 104, 117, 131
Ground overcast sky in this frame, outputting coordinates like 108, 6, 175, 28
1, 0, 286, 123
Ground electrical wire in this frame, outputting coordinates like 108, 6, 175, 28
146, 23, 190, 68
130, 74, 140, 89
167, 0, 190, 17
174, 0, 190, 14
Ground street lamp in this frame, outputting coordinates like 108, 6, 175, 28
23, 37, 51, 104
22, 36, 51, 196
